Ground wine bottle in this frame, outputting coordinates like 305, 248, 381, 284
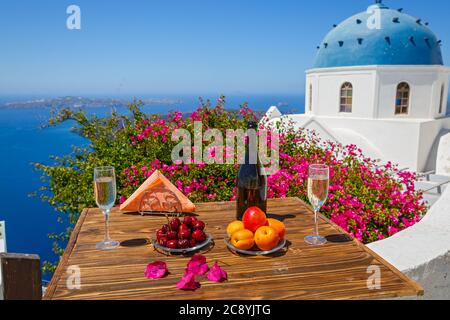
236, 121, 267, 220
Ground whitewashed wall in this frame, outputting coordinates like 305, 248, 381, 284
436, 133, 450, 176
418, 120, 450, 171
306, 69, 376, 118
301, 65, 450, 171
433, 72, 450, 118
307, 65, 450, 121
376, 67, 447, 119
269, 114, 450, 172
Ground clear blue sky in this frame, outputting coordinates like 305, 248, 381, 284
1, 0, 449, 96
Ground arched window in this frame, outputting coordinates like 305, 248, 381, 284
439, 84, 445, 114
340, 82, 353, 113
309, 84, 313, 112
395, 82, 410, 115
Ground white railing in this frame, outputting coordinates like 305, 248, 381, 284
417, 171, 450, 195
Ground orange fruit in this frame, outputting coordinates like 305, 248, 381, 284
266, 218, 286, 239
231, 229, 255, 250
254, 226, 280, 251
226, 220, 245, 238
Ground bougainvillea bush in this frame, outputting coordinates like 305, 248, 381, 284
36, 96, 427, 272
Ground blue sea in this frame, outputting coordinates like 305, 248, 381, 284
0, 94, 304, 280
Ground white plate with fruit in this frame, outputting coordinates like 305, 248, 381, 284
225, 207, 287, 256
153, 216, 213, 255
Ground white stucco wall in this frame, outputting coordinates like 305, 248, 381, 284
296, 65, 450, 171
307, 65, 450, 121
418, 120, 450, 171
306, 69, 376, 118
433, 72, 449, 118
436, 133, 450, 176
377, 68, 440, 119
273, 114, 450, 171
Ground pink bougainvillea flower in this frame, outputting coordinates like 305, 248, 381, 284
207, 262, 228, 283
144, 261, 168, 279
176, 272, 201, 291
186, 254, 209, 276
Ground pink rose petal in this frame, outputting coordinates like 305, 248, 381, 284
176, 272, 201, 291
186, 254, 209, 276
207, 262, 228, 283
144, 261, 168, 279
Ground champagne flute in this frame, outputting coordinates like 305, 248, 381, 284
305, 164, 329, 246
94, 166, 120, 250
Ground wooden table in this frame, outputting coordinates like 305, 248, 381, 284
44, 198, 423, 300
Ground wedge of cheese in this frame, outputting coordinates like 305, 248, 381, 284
120, 170, 195, 213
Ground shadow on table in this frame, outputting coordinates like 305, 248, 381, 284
325, 234, 353, 243
120, 238, 150, 247
267, 213, 296, 222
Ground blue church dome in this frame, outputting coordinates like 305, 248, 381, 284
313, 1, 444, 68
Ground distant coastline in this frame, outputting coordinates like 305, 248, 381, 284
0, 96, 183, 109
0, 95, 306, 115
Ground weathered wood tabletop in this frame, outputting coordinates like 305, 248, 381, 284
44, 198, 423, 300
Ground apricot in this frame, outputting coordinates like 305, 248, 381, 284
231, 229, 255, 250
266, 218, 286, 239
227, 220, 245, 238
254, 226, 280, 251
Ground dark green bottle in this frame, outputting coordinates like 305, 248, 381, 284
236, 121, 267, 220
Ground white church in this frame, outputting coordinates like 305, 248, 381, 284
267, 0, 450, 173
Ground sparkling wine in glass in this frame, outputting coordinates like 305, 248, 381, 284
94, 166, 120, 250
305, 164, 329, 246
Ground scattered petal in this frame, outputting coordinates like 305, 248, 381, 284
176, 272, 201, 291
144, 261, 168, 279
186, 254, 209, 276
207, 262, 228, 283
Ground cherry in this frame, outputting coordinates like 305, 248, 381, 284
190, 217, 198, 225
167, 230, 178, 240
192, 221, 205, 231
169, 218, 181, 231
178, 229, 191, 240
179, 223, 190, 232
178, 239, 190, 249
166, 240, 178, 249
158, 236, 168, 247
158, 216, 207, 248
189, 239, 197, 248
183, 216, 193, 226
192, 230, 207, 243
156, 229, 167, 241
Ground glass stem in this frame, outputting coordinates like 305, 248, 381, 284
104, 209, 111, 242
314, 209, 319, 237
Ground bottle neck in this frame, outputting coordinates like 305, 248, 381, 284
244, 138, 259, 165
